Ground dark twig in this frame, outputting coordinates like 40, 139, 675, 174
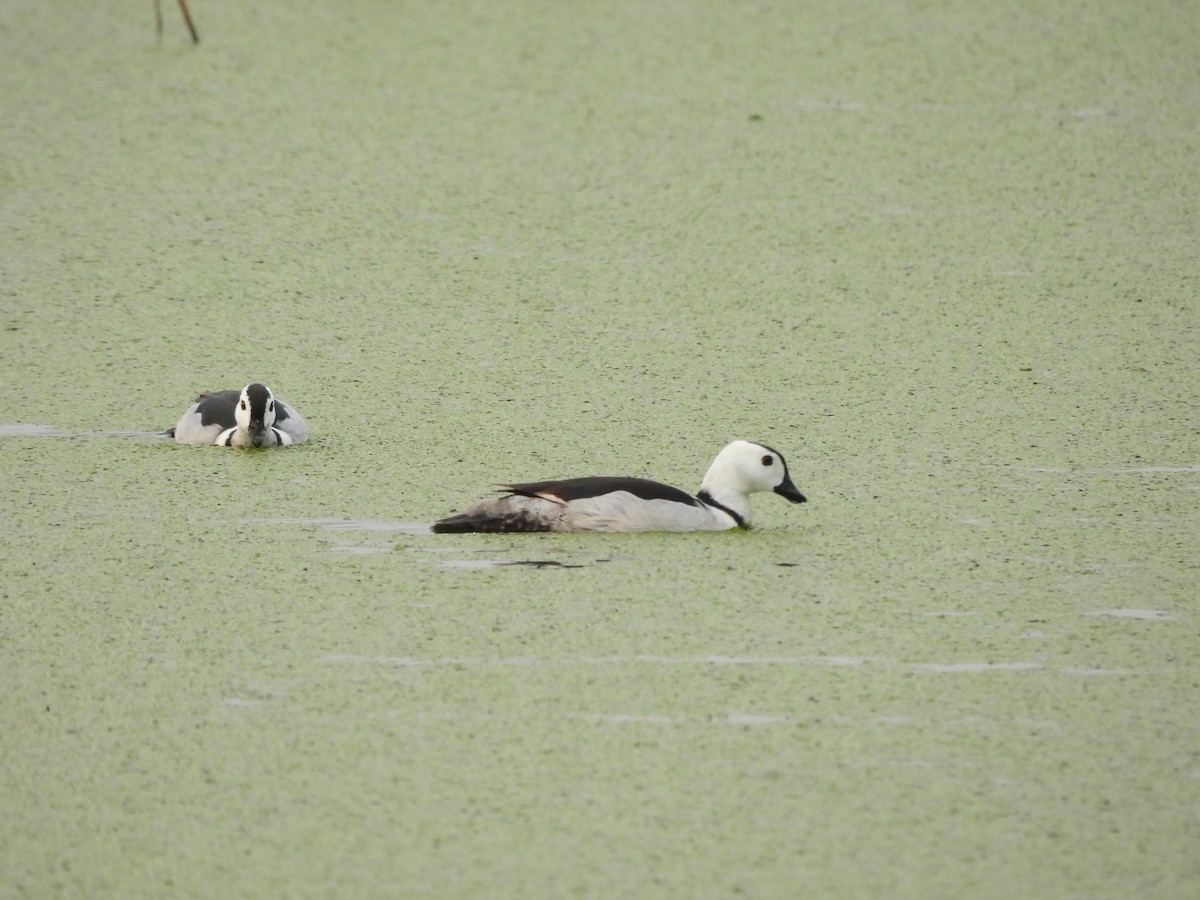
154, 0, 200, 43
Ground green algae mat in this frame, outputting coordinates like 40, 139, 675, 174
2, 0, 1198, 895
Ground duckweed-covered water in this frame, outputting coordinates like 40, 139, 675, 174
2, 0, 1198, 896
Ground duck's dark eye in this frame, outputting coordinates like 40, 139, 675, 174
240, 400, 247, 411
762, 455, 774, 466
268, 402, 275, 413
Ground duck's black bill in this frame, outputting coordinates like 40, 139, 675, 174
775, 478, 807, 503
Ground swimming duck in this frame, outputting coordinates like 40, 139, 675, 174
432, 440, 807, 533
169, 383, 309, 447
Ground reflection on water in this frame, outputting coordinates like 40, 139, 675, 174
726, 712, 789, 725
249, 517, 433, 535
913, 662, 1042, 673
0, 424, 167, 438
247, 517, 430, 555
439, 558, 588, 569
566, 713, 677, 724
0, 424, 65, 436
325, 654, 1152, 676
249, 517, 603, 567
326, 654, 878, 668
549, 712, 801, 727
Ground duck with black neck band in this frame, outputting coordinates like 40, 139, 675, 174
432, 440, 807, 534
169, 383, 309, 448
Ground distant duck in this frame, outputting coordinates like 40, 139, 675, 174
169, 384, 309, 448
432, 440, 807, 533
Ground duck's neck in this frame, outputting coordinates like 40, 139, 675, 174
697, 452, 756, 527
696, 488, 751, 528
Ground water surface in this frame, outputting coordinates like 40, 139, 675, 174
1, 0, 1197, 896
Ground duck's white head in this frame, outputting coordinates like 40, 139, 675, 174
234, 383, 278, 448
698, 440, 807, 523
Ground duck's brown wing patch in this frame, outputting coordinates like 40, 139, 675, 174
501, 477, 699, 506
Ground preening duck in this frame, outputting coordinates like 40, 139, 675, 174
432, 440, 807, 533
169, 383, 309, 448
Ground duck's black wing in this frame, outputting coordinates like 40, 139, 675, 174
192, 390, 240, 429
503, 476, 700, 506
165, 389, 239, 438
